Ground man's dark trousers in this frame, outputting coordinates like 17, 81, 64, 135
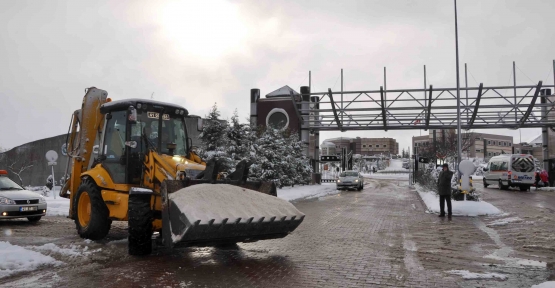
439, 195, 452, 216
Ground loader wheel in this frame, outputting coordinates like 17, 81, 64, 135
74, 178, 111, 240
128, 194, 153, 256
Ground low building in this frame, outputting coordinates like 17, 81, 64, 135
321, 137, 399, 156
412, 130, 513, 161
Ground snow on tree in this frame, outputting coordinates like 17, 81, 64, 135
198, 103, 234, 172
249, 128, 312, 188
226, 110, 255, 163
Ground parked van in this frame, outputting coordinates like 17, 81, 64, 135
483, 154, 536, 191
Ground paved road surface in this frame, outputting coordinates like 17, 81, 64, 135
0, 178, 554, 287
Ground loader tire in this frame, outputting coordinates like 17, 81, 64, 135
128, 194, 153, 256
74, 178, 111, 240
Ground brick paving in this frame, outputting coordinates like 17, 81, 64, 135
1, 179, 554, 287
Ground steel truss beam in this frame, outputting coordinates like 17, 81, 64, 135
302, 83, 555, 131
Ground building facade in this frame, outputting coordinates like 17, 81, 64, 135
412, 130, 513, 160
321, 137, 399, 156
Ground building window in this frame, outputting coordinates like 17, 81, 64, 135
476, 149, 481, 152
376, 145, 380, 148
363, 145, 366, 148
488, 152, 492, 156
368, 145, 372, 148
383, 145, 387, 148
476, 137, 481, 141
509, 142, 512, 146
488, 140, 491, 145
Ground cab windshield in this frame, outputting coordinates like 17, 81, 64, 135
131, 111, 188, 156
340, 172, 358, 177
0, 176, 23, 191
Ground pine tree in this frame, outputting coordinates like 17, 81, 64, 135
198, 103, 233, 171
226, 110, 252, 162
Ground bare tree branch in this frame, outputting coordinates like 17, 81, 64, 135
8, 160, 34, 186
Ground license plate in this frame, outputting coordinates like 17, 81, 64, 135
20, 206, 37, 212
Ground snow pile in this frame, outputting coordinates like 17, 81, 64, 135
486, 217, 522, 227
532, 281, 555, 288
0, 241, 61, 279
447, 270, 507, 280
362, 173, 409, 180
384, 159, 407, 171
27, 186, 69, 216
277, 183, 338, 201
416, 185, 502, 216
31, 243, 100, 257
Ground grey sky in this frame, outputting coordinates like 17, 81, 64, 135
0, 0, 553, 151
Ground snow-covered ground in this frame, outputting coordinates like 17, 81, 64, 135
447, 270, 507, 280
384, 159, 407, 171
415, 185, 502, 216
277, 183, 339, 202
532, 282, 555, 288
26, 186, 69, 216
0, 241, 62, 278
362, 173, 409, 180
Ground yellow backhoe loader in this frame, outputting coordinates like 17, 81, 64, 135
60, 87, 304, 255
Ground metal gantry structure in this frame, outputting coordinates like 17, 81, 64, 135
302, 82, 555, 132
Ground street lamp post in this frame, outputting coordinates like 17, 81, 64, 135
454, 0, 462, 176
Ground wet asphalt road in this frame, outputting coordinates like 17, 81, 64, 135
1, 178, 554, 287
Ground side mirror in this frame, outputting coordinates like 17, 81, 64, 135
483, 167, 489, 171
128, 106, 137, 124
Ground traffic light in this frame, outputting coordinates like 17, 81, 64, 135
320, 155, 340, 162
418, 157, 429, 163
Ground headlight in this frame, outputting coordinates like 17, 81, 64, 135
355, 179, 359, 182
39, 195, 46, 203
0, 197, 15, 205
337, 179, 341, 183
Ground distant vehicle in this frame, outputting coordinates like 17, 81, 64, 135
336, 170, 364, 191
483, 154, 536, 191
0, 170, 47, 222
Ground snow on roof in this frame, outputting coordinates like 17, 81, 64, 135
265, 85, 300, 98
320, 141, 336, 148
322, 137, 354, 141
528, 134, 542, 145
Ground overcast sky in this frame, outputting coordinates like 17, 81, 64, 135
0, 0, 553, 152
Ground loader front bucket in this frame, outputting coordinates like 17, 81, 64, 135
161, 180, 304, 248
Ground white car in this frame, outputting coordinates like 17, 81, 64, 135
483, 154, 536, 191
336, 171, 364, 191
0, 170, 47, 222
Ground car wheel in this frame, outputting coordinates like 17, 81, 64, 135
483, 178, 489, 188
128, 193, 153, 256
27, 216, 41, 222
519, 185, 529, 192
498, 180, 508, 190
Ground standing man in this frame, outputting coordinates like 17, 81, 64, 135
438, 163, 453, 217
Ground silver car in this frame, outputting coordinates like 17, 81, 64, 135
0, 170, 47, 222
336, 170, 364, 191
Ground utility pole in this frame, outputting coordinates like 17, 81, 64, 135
454, 0, 462, 174
513, 61, 517, 124
341, 69, 343, 127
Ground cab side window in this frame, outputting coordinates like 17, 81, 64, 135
102, 111, 127, 183
490, 162, 499, 171
499, 161, 508, 171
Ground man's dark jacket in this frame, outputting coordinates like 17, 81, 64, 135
438, 170, 454, 196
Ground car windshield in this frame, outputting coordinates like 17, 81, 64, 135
0, 176, 23, 190
340, 172, 358, 177
132, 111, 189, 156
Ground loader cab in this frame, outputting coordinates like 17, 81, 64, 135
99, 99, 190, 184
